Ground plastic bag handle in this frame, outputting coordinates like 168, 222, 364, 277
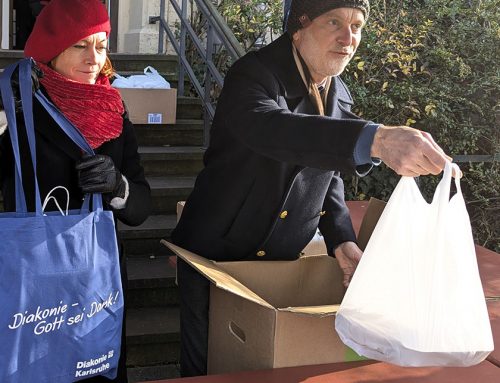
432, 161, 462, 209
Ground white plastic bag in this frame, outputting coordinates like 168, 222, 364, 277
335, 162, 493, 367
112, 66, 170, 89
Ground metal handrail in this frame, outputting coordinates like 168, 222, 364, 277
150, 0, 245, 147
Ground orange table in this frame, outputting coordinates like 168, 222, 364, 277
149, 360, 499, 383
478, 246, 500, 298
488, 301, 500, 367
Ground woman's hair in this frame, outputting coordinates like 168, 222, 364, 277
101, 56, 115, 78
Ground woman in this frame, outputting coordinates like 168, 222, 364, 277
0, 0, 151, 382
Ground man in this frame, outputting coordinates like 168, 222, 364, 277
172, 0, 451, 377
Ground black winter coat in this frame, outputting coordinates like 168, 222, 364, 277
172, 35, 371, 261
0, 88, 151, 228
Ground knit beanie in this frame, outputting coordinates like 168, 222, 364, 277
24, 0, 111, 63
287, 0, 370, 35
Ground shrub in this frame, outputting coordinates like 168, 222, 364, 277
340, 0, 499, 251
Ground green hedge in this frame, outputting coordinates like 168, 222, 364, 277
340, 0, 499, 251
217, 0, 499, 251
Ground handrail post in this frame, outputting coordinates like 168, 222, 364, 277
158, 0, 166, 53
204, 23, 215, 147
179, 0, 188, 97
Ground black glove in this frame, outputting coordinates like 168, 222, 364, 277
76, 154, 126, 200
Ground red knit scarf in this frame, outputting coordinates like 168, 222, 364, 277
38, 62, 124, 149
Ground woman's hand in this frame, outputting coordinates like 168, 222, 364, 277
76, 154, 126, 199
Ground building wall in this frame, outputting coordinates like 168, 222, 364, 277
1, 0, 10, 49
117, 0, 180, 54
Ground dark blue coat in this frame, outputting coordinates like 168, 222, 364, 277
172, 34, 370, 261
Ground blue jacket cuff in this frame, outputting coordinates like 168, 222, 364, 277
354, 123, 380, 165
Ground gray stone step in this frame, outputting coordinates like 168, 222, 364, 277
0, 51, 178, 73
119, 214, 177, 258
138, 146, 204, 176
148, 176, 195, 215
126, 256, 178, 308
127, 365, 180, 382
109, 53, 178, 74
176, 97, 203, 120
134, 119, 204, 147
126, 306, 180, 367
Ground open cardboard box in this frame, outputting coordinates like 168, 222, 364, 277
118, 88, 177, 124
163, 198, 386, 374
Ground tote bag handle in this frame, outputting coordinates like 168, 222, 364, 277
0, 58, 102, 214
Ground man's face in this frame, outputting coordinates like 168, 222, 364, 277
292, 7, 365, 83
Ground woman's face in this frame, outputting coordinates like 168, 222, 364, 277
51, 32, 108, 84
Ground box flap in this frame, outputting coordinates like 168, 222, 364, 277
161, 241, 274, 309
357, 197, 386, 251
278, 304, 340, 317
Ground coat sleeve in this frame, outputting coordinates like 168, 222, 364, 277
318, 174, 356, 254
219, 55, 369, 173
112, 117, 152, 226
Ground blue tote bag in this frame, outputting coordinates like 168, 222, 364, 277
0, 59, 124, 382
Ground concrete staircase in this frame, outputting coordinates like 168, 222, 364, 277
0, 51, 204, 381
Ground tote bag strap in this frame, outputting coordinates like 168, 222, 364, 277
1, 58, 103, 213
0, 60, 36, 213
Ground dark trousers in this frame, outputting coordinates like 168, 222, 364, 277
177, 258, 211, 377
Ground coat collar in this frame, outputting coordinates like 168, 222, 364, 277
256, 35, 309, 100
255, 34, 349, 117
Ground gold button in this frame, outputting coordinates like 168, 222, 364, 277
256, 250, 266, 257
320, 211, 326, 216
279, 210, 288, 219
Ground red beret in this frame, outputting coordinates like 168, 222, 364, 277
24, 0, 111, 63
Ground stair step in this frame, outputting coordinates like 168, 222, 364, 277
0, 50, 23, 68
126, 256, 178, 308
119, 214, 177, 257
176, 97, 203, 120
110, 53, 178, 73
0, 51, 179, 73
126, 306, 180, 366
148, 176, 195, 215
127, 365, 180, 382
134, 119, 204, 147
138, 146, 204, 176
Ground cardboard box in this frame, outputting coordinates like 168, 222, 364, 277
163, 241, 365, 374
163, 199, 386, 374
117, 88, 177, 124
302, 198, 386, 256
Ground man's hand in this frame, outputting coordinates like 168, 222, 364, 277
334, 241, 363, 288
371, 125, 452, 177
